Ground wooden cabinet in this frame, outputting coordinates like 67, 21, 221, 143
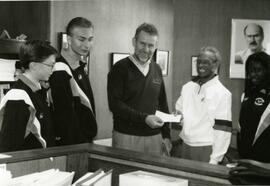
0, 1, 50, 41
0, 144, 232, 186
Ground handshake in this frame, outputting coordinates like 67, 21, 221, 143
145, 110, 182, 129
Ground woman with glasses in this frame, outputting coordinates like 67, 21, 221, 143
0, 40, 58, 152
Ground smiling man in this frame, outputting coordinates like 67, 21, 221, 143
107, 23, 171, 156
175, 46, 232, 164
49, 17, 97, 146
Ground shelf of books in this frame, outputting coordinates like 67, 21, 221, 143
0, 143, 231, 186
0, 38, 27, 102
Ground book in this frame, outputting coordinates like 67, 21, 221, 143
36, 170, 74, 186
119, 170, 188, 186
89, 170, 112, 186
0, 58, 16, 82
0, 169, 12, 186
8, 169, 74, 186
72, 169, 112, 186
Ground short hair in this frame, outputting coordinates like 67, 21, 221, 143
199, 46, 221, 65
246, 51, 270, 74
19, 40, 58, 69
134, 23, 159, 39
66, 17, 93, 36
244, 23, 264, 38
245, 52, 270, 92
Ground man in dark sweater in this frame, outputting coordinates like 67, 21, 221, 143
49, 17, 97, 145
107, 23, 171, 155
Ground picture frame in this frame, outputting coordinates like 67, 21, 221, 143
156, 50, 169, 76
111, 52, 129, 66
191, 56, 198, 77
230, 19, 270, 79
58, 32, 68, 51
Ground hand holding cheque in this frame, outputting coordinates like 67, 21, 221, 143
155, 110, 182, 123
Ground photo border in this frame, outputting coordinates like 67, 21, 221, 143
230, 18, 270, 79
111, 52, 129, 66
191, 56, 198, 77
156, 50, 169, 76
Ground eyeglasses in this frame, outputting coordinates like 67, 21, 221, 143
40, 63, 54, 68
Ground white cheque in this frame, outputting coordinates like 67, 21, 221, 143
155, 110, 181, 123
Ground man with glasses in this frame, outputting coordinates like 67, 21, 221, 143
49, 17, 97, 146
0, 40, 57, 152
175, 46, 232, 164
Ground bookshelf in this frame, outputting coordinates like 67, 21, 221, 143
0, 143, 232, 186
0, 39, 24, 101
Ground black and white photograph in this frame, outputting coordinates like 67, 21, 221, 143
156, 50, 169, 76
1, 1, 270, 185
191, 56, 198, 77
230, 19, 270, 78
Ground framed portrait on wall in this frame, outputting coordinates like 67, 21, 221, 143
58, 32, 68, 51
156, 50, 169, 76
111, 53, 129, 66
230, 19, 270, 79
191, 56, 198, 77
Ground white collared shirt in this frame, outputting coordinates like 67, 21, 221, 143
129, 55, 151, 76
235, 47, 266, 65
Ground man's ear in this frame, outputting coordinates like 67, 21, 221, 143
28, 62, 36, 71
213, 63, 219, 74
67, 35, 71, 46
132, 37, 136, 47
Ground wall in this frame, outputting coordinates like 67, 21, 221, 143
2, 0, 269, 145
50, 0, 174, 139
0, 1, 50, 41
173, 0, 270, 146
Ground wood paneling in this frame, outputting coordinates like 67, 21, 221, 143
0, 1, 50, 41
7, 156, 66, 177
1, 144, 231, 185
0, 0, 174, 140
66, 153, 89, 180
88, 155, 229, 186
49, 0, 174, 139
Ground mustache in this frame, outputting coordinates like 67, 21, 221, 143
250, 41, 257, 45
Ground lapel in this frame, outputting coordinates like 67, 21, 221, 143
253, 102, 270, 145
52, 62, 93, 113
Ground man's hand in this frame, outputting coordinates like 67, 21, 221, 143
145, 115, 164, 129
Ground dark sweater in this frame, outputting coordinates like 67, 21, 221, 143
238, 86, 270, 162
0, 77, 55, 152
49, 55, 97, 145
107, 57, 170, 138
